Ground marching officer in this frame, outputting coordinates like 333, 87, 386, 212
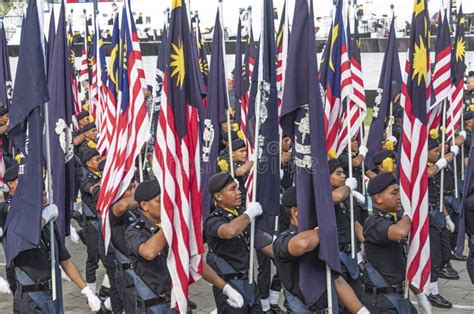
204, 172, 274, 313
126, 179, 244, 313
273, 186, 369, 313
464, 188, 474, 283
76, 122, 98, 158
365, 150, 397, 179
463, 72, 474, 108
72, 111, 91, 149
363, 173, 431, 313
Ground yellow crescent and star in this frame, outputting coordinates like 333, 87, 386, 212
329, 24, 339, 72
411, 0, 428, 86
171, 41, 185, 89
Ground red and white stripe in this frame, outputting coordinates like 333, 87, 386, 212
400, 52, 431, 295
152, 74, 204, 312
98, 2, 150, 254
0, 137, 5, 183
446, 80, 463, 139
429, 43, 451, 130
276, 19, 288, 118
79, 47, 89, 84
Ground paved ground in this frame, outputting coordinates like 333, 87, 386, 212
0, 237, 472, 313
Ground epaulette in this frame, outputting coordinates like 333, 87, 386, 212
134, 220, 146, 230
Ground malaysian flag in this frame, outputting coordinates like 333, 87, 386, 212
324, 0, 352, 154
195, 17, 209, 88
276, 0, 289, 117
281, 0, 340, 306
429, 10, 451, 131
67, 23, 81, 115
366, 18, 402, 170
98, 0, 150, 250
79, 16, 92, 88
401, 0, 431, 293
152, 22, 169, 142
446, 6, 466, 139
336, 17, 366, 156
152, 0, 204, 311
233, 17, 243, 125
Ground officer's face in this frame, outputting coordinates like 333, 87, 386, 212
0, 113, 9, 125
6, 178, 17, 196
330, 167, 346, 189
87, 155, 101, 172
215, 181, 241, 208
428, 145, 441, 163
143, 194, 161, 220
467, 77, 474, 90
85, 128, 98, 141
282, 137, 292, 152
78, 116, 90, 128
233, 147, 247, 163
375, 184, 401, 212
351, 138, 359, 152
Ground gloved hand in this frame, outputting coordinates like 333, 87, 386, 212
70, 226, 80, 244
416, 292, 432, 314
387, 135, 398, 145
446, 215, 455, 233
435, 158, 447, 170
352, 190, 366, 205
42, 204, 58, 224
0, 277, 11, 294
450, 145, 460, 156
244, 202, 263, 221
358, 145, 368, 158
345, 177, 357, 191
223, 284, 244, 308
459, 130, 467, 140
81, 286, 101, 312
357, 306, 370, 314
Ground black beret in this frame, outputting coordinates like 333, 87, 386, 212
3, 165, 18, 182
0, 107, 8, 116
98, 159, 106, 172
81, 122, 97, 133
428, 137, 440, 151
464, 111, 474, 121
232, 139, 246, 151
135, 179, 161, 203
231, 130, 239, 141
328, 159, 342, 174
468, 71, 474, 77
281, 186, 296, 207
76, 111, 89, 121
208, 172, 234, 194
82, 148, 99, 164
367, 173, 398, 195
373, 150, 395, 165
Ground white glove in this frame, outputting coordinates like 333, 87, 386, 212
416, 293, 432, 314
450, 145, 460, 156
459, 130, 467, 140
81, 286, 101, 312
244, 202, 263, 220
435, 158, 447, 170
358, 145, 368, 158
357, 306, 370, 314
280, 168, 284, 180
223, 284, 244, 308
0, 277, 11, 294
70, 226, 80, 244
387, 135, 398, 145
352, 190, 366, 205
446, 215, 455, 233
42, 204, 58, 224
345, 177, 358, 191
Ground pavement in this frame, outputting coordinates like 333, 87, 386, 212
0, 237, 472, 313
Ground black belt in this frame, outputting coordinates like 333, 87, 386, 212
470, 252, 474, 258
116, 261, 132, 271
20, 279, 52, 293
364, 281, 405, 295
84, 216, 99, 221
136, 295, 170, 308
221, 271, 249, 281
339, 243, 352, 253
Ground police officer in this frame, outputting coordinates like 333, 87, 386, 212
109, 183, 140, 313
77, 122, 98, 157
204, 172, 273, 313
273, 186, 369, 314
365, 150, 397, 179
0, 166, 101, 312
363, 173, 430, 313
463, 73, 474, 108
79, 148, 121, 312
328, 159, 365, 304
126, 179, 244, 313
230, 139, 253, 204
426, 136, 456, 308
72, 111, 91, 149
464, 188, 474, 282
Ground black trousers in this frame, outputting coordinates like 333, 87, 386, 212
256, 251, 281, 300
114, 266, 136, 313
364, 293, 418, 314
429, 224, 443, 282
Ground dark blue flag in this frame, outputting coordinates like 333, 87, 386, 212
47, 7, 55, 74
47, 2, 75, 241
319, 23, 333, 90
280, 0, 340, 306
201, 11, 228, 219
233, 17, 243, 125
196, 17, 209, 88
365, 18, 401, 170
252, 0, 280, 234
0, 23, 12, 109
4, 0, 48, 265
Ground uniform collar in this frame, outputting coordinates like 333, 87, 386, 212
373, 207, 397, 222
219, 206, 239, 217
140, 211, 161, 233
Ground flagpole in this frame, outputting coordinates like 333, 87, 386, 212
440, 99, 447, 213
460, 109, 465, 182
326, 264, 333, 313
37, 0, 57, 301
359, 116, 366, 196
451, 100, 459, 197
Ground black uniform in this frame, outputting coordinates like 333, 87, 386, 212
126, 213, 175, 313
464, 192, 474, 283
273, 224, 331, 312
109, 206, 140, 313
204, 206, 263, 314
363, 209, 417, 313
10, 224, 69, 313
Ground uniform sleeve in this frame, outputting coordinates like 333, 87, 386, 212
125, 225, 149, 257
273, 233, 299, 263
55, 229, 71, 262
204, 215, 227, 239
79, 173, 94, 195
364, 217, 393, 246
